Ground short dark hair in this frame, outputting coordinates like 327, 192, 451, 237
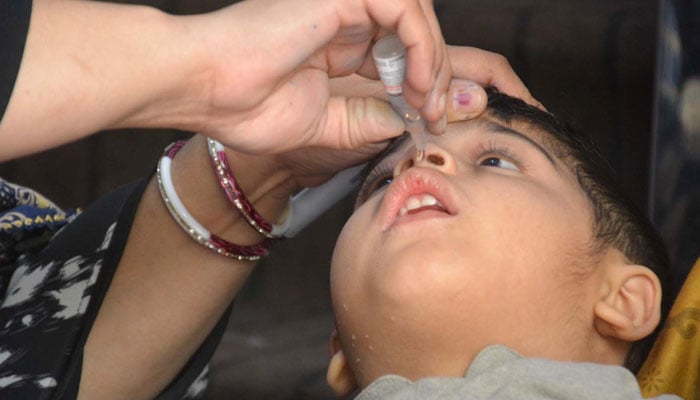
484, 86, 673, 372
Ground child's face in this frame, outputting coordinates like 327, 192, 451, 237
330, 116, 604, 384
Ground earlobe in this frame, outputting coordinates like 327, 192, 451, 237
594, 263, 662, 342
327, 350, 358, 396
326, 330, 358, 396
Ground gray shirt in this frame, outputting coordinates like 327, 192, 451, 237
355, 345, 681, 400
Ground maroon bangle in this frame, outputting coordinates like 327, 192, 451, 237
206, 137, 280, 238
157, 140, 276, 261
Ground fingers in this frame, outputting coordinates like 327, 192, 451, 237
446, 79, 487, 123
320, 96, 405, 149
329, 74, 385, 99
418, 0, 451, 131
422, 40, 450, 134
364, 0, 447, 115
320, 80, 486, 149
319, 79, 484, 149
446, 45, 544, 110
327, 77, 487, 141
424, 79, 488, 136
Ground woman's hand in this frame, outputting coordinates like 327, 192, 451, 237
183, 0, 451, 155
0, 0, 538, 166
0, 0, 449, 161
273, 44, 540, 188
446, 45, 543, 110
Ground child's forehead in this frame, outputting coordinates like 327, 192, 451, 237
448, 116, 558, 152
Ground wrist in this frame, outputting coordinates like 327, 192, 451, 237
169, 135, 297, 245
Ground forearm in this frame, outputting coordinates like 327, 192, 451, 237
0, 0, 210, 161
79, 135, 296, 400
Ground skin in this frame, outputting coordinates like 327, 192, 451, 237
0, 0, 452, 161
79, 136, 294, 400
330, 116, 623, 386
0, 0, 540, 162
73, 77, 506, 400
0, 1, 548, 397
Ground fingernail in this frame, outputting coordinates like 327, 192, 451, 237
453, 82, 481, 113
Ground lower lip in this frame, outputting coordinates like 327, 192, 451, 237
385, 208, 453, 230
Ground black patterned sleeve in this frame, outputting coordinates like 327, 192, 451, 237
0, 177, 227, 400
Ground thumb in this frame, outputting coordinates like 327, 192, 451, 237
446, 80, 488, 123
319, 96, 406, 149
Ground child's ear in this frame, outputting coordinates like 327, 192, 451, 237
594, 262, 662, 341
326, 329, 358, 397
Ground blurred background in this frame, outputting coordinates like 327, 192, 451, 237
1, 0, 698, 398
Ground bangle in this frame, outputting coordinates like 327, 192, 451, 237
156, 140, 276, 261
206, 138, 282, 239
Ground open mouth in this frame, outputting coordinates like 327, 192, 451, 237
379, 168, 457, 230
398, 193, 448, 216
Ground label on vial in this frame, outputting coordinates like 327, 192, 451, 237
375, 54, 406, 95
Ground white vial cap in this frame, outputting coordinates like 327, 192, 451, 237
372, 35, 406, 95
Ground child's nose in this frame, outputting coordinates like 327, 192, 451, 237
393, 142, 457, 176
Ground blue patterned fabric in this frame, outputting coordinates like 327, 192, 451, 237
0, 179, 79, 267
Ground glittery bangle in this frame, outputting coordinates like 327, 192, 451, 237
156, 140, 276, 261
206, 138, 283, 239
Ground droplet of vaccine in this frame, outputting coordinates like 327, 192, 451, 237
405, 111, 421, 122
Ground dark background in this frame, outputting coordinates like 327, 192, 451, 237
0, 0, 664, 398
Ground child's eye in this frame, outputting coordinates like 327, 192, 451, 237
371, 176, 393, 193
355, 173, 393, 208
362, 175, 393, 198
480, 157, 519, 171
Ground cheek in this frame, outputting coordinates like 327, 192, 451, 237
466, 180, 593, 295
330, 178, 593, 338
478, 179, 588, 248
330, 205, 379, 312
331, 213, 361, 295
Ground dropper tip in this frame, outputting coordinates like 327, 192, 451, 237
415, 149, 426, 162
406, 121, 428, 162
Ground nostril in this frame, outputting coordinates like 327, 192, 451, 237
427, 154, 444, 166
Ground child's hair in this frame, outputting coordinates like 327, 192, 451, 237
484, 86, 674, 372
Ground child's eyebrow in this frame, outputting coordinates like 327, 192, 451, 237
483, 120, 556, 166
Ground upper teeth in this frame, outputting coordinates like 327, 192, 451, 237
399, 194, 443, 216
